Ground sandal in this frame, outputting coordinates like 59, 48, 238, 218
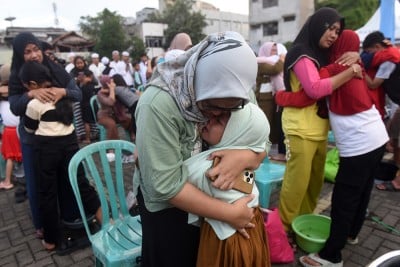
375, 181, 400, 192
270, 153, 287, 162
0, 181, 14, 190
299, 253, 343, 267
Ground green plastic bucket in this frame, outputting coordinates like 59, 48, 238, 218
292, 214, 331, 253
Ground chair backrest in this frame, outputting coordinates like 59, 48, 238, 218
68, 140, 135, 240
90, 95, 100, 124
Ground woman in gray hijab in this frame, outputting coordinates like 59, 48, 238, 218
134, 31, 267, 267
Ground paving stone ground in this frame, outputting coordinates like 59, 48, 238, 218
1, 149, 400, 266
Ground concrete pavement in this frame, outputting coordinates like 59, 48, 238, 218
1, 156, 400, 266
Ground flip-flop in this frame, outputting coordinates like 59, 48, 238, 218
299, 253, 343, 267
375, 181, 400, 192
0, 182, 14, 190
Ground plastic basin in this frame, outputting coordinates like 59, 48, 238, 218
292, 214, 331, 253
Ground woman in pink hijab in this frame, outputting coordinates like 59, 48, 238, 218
256, 42, 287, 161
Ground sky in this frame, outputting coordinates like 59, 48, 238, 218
0, 0, 249, 31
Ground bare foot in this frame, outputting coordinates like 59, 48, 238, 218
42, 240, 56, 251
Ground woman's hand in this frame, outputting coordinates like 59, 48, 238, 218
229, 194, 256, 238
335, 51, 360, 66
50, 87, 67, 103
351, 63, 363, 79
28, 88, 57, 103
206, 149, 266, 190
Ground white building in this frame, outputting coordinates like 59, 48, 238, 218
135, 22, 168, 58
249, 0, 314, 51
192, 1, 249, 40
136, 8, 158, 25
159, 0, 249, 40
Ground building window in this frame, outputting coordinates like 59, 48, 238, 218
145, 36, 163, 48
262, 0, 278, 8
263, 21, 278, 36
283, 15, 295, 22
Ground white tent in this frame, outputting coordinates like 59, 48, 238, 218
356, 0, 400, 44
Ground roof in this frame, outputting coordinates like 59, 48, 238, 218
51, 31, 95, 49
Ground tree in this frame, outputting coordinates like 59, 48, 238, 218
147, 0, 207, 48
315, 0, 379, 30
79, 9, 145, 59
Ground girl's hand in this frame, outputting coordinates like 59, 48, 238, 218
336, 51, 360, 66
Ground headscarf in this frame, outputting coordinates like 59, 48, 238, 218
258, 42, 274, 58
168, 32, 193, 51
283, 7, 344, 91
9, 32, 71, 92
323, 30, 373, 115
213, 102, 270, 152
148, 31, 257, 122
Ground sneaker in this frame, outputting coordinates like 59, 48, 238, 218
106, 152, 115, 162
125, 190, 137, 210
347, 237, 359, 245
122, 154, 135, 164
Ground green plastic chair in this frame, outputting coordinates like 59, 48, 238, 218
90, 95, 131, 142
68, 140, 141, 266
90, 95, 107, 141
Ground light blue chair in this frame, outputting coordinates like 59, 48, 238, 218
255, 157, 286, 208
68, 140, 141, 266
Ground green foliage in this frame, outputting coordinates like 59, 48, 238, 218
79, 9, 145, 59
129, 36, 146, 62
147, 0, 207, 47
315, 0, 379, 30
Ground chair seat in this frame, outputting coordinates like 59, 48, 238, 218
91, 216, 142, 266
255, 158, 286, 208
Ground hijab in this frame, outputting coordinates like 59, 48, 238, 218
323, 30, 373, 115
168, 32, 193, 51
258, 42, 274, 58
213, 103, 269, 152
9, 32, 71, 92
148, 31, 257, 123
283, 7, 344, 91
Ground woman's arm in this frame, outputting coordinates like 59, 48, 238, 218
258, 60, 284, 76
275, 90, 316, 108
365, 74, 384, 89
294, 57, 361, 99
63, 79, 82, 102
170, 182, 255, 230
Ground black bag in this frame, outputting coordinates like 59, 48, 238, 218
382, 63, 400, 105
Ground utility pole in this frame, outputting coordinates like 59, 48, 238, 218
53, 2, 59, 27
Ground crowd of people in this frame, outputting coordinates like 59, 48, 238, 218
0, 5, 399, 267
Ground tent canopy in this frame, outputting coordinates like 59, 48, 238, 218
356, 0, 400, 44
